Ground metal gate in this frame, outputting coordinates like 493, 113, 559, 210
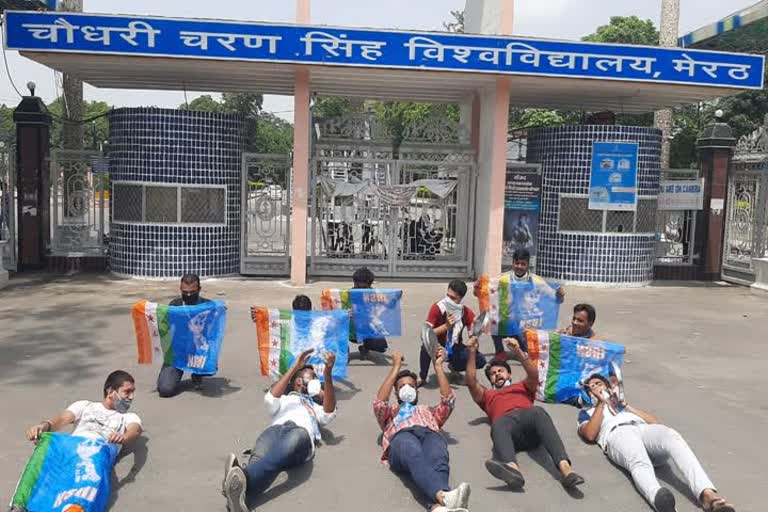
655, 169, 699, 265
50, 149, 109, 257
241, 153, 292, 275
0, 143, 17, 270
722, 122, 768, 284
309, 113, 475, 278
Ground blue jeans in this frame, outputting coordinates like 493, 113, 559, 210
244, 421, 313, 502
448, 344, 487, 372
388, 426, 450, 504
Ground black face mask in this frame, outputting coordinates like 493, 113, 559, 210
181, 292, 199, 305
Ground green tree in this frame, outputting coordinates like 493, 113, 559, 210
47, 97, 110, 150
582, 16, 659, 46
182, 94, 225, 112
0, 104, 15, 145
443, 9, 464, 33
254, 112, 293, 154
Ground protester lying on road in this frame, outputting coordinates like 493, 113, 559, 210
222, 348, 337, 512
578, 373, 735, 512
11, 370, 143, 512
465, 336, 585, 492
373, 349, 471, 512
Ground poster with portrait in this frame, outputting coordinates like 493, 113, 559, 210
503, 163, 542, 267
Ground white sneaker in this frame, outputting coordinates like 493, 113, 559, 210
433, 507, 469, 512
223, 465, 248, 512
222, 453, 239, 495
442, 482, 471, 509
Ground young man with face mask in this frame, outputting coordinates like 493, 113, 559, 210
465, 337, 585, 492
420, 280, 485, 387
559, 303, 598, 339
21, 370, 142, 455
156, 273, 212, 398
222, 348, 337, 512
578, 374, 735, 512
373, 349, 471, 512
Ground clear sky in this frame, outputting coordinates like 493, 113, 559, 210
0, 0, 759, 120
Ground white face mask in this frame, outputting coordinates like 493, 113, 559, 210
398, 384, 417, 404
307, 379, 322, 397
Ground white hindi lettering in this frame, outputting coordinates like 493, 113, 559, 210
22, 17, 79, 44
179, 32, 282, 53
672, 53, 753, 81
404, 36, 447, 62
508, 43, 541, 67
626, 56, 656, 74
117, 21, 160, 47
301, 31, 386, 61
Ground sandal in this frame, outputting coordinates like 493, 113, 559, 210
561, 471, 585, 490
484, 459, 525, 489
705, 498, 735, 512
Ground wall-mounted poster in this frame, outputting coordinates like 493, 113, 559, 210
503, 163, 542, 266
588, 142, 639, 211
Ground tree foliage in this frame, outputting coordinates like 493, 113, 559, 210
47, 97, 111, 150
582, 16, 659, 46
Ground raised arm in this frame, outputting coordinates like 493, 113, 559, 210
25, 410, 76, 443
465, 336, 487, 404
505, 337, 538, 392
433, 347, 451, 399
270, 348, 314, 399
376, 351, 403, 402
578, 401, 606, 443
321, 351, 337, 414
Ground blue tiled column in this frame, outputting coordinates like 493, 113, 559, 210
108, 108, 243, 278
528, 126, 661, 286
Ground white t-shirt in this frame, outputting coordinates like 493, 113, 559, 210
578, 404, 645, 450
264, 392, 336, 454
67, 401, 142, 441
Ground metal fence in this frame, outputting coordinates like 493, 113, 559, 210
50, 149, 109, 257
0, 143, 16, 270
655, 169, 699, 265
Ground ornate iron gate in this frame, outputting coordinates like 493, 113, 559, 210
309, 113, 475, 278
722, 122, 768, 284
655, 169, 699, 265
241, 153, 292, 275
50, 149, 109, 257
0, 143, 17, 270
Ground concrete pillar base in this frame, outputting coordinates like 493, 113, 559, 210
751, 257, 768, 296
0, 242, 9, 289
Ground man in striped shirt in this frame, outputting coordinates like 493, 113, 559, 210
373, 349, 471, 512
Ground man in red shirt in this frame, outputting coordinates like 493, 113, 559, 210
465, 336, 585, 492
373, 349, 471, 512
419, 280, 487, 387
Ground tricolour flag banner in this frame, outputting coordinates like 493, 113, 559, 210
320, 288, 402, 339
132, 300, 227, 374
526, 329, 625, 404
253, 308, 350, 381
10, 433, 118, 512
476, 274, 560, 336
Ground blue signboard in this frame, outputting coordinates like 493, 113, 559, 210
2, 11, 764, 89
589, 142, 639, 211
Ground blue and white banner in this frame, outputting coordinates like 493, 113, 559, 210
477, 274, 561, 336
589, 142, 639, 211
349, 289, 402, 339
3, 11, 764, 89
11, 433, 118, 512
290, 310, 350, 380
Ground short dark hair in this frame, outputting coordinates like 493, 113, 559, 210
352, 267, 375, 288
293, 364, 315, 383
574, 303, 596, 324
584, 373, 610, 395
180, 273, 201, 287
292, 294, 312, 311
103, 370, 135, 397
448, 279, 468, 298
394, 369, 418, 387
512, 248, 531, 263
484, 360, 511, 381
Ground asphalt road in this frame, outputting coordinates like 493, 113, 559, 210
1, 275, 765, 512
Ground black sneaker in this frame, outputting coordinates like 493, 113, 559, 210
358, 345, 370, 360
191, 374, 204, 390
653, 487, 677, 512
